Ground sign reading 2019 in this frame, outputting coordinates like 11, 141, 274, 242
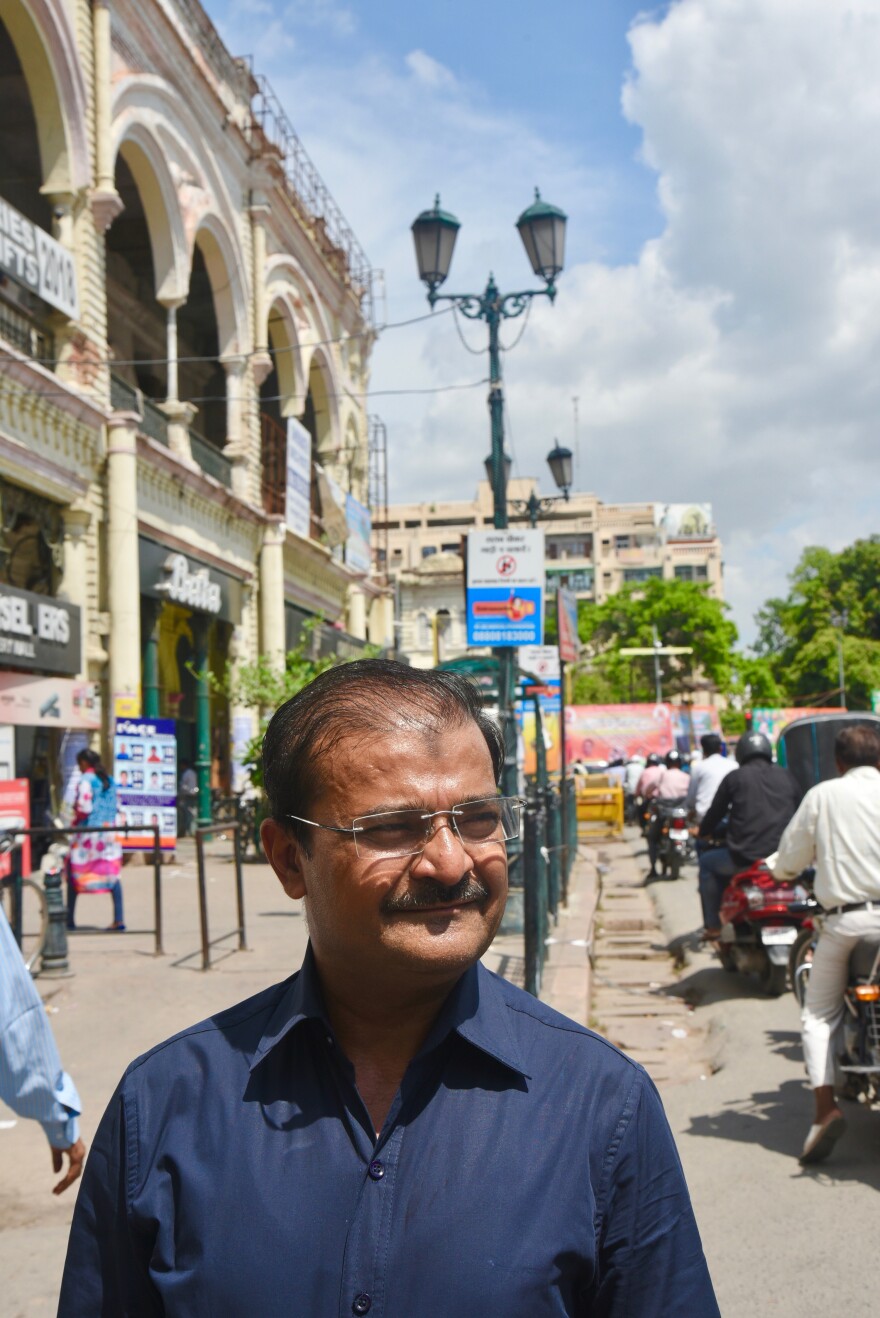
466, 529, 545, 648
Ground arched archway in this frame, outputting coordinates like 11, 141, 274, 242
0, 0, 88, 201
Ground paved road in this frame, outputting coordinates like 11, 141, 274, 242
634, 832, 880, 1316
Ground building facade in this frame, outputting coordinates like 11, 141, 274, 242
0, 0, 391, 809
376, 481, 723, 667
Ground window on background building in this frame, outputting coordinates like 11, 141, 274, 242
615, 535, 630, 551
623, 567, 663, 583
674, 564, 710, 581
392, 547, 403, 557
421, 546, 437, 558
416, 612, 430, 650
405, 519, 421, 528
440, 542, 459, 553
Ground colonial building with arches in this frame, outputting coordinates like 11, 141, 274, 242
0, 0, 390, 805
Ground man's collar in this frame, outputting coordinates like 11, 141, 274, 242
250, 945, 528, 1079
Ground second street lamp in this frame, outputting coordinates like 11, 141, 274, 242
412, 190, 567, 801
502, 441, 574, 528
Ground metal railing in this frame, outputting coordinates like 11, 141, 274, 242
1, 824, 164, 974
521, 776, 579, 998
0, 300, 53, 363
189, 429, 233, 488
194, 823, 247, 970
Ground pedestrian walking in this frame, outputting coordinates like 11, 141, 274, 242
59, 659, 718, 1317
0, 904, 86, 1194
67, 749, 125, 932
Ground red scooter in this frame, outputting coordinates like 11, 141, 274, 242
718, 860, 815, 996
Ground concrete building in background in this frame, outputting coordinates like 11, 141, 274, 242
376, 481, 723, 668
0, 0, 391, 808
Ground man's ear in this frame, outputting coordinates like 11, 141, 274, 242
260, 818, 309, 900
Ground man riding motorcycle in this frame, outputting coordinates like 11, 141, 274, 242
697, 731, 801, 940
685, 733, 736, 823
773, 724, 880, 1165
647, 751, 690, 876
635, 753, 664, 801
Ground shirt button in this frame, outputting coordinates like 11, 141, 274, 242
352, 1295, 371, 1315
368, 1160, 385, 1181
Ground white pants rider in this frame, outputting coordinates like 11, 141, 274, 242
802, 908, 880, 1089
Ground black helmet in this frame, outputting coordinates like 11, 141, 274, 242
735, 731, 772, 765
646, 753, 662, 767
665, 750, 682, 768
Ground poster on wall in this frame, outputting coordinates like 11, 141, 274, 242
0, 673, 101, 729
466, 529, 544, 648
285, 418, 312, 539
0, 778, 30, 878
345, 494, 372, 574
113, 717, 178, 850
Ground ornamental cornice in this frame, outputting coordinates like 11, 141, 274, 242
135, 433, 265, 527
0, 350, 106, 430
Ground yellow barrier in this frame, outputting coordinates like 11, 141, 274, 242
575, 783, 624, 837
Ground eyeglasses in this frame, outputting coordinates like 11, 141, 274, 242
287, 796, 524, 859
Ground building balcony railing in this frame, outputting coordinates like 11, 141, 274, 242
190, 429, 233, 488
110, 376, 169, 446
0, 299, 54, 364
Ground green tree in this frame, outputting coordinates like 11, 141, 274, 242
754, 536, 880, 708
571, 578, 738, 704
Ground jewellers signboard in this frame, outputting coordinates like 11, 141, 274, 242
0, 194, 79, 320
0, 585, 81, 675
466, 529, 544, 648
139, 537, 243, 623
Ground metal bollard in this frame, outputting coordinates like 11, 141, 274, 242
39, 864, 72, 977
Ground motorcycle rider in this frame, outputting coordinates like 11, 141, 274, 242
686, 733, 736, 823
647, 751, 690, 876
773, 724, 880, 1165
636, 753, 664, 800
697, 731, 801, 940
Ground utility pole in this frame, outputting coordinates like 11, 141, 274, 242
619, 630, 693, 704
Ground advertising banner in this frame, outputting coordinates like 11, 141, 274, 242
518, 704, 562, 776
0, 673, 101, 729
748, 707, 843, 746
557, 587, 579, 663
345, 493, 372, 574
466, 529, 544, 648
672, 704, 723, 754
0, 194, 79, 319
564, 703, 675, 764
653, 503, 713, 538
285, 418, 312, 538
113, 717, 177, 850
0, 778, 30, 878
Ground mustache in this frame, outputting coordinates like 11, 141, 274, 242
382, 873, 491, 913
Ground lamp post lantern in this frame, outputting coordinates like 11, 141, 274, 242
412, 191, 567, 802
505, 442, 574, 528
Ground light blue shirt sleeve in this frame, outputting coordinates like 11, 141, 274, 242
0, 906, 81, 1147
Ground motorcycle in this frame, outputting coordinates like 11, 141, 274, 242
718, 860, 814, 996
790, 916, 880, 1105
651, 800, 693, 881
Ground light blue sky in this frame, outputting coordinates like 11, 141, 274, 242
203, 0, 880, 642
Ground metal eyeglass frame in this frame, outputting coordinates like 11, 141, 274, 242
286, 796, 525, 859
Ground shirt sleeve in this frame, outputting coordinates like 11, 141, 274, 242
58, 1082, 161, 1316
684, 768, 699, 813
0, 908, 80, 1148
591, 1071, 720, 1317
773, 790, 817, 879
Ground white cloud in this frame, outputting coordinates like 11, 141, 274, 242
208, 0, 880, 642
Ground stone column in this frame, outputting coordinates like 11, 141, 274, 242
90, 0, 123, 231
158, 299, 196, 463
107, 413, 142, 713
221, 356, 250, 499
250, 202, 272, 385
347, 585, 367, 641
59, 505, 91, 677
259, 520, 286, 673
368, 593, 394, 652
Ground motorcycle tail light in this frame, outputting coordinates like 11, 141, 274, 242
742, 885, 766, 909
853, 985, 880, 1002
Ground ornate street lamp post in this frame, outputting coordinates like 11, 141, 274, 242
411, 190, 567, 799
496, 441, 573, 528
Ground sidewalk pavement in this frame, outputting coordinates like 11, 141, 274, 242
1, 837, 598, 1317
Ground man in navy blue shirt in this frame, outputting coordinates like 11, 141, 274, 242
60, 660, 718, 1316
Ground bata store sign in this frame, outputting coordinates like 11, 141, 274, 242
0, 585, 81, 675
139, 537, 242, 622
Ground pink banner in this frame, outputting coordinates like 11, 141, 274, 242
564, 704, 676, 764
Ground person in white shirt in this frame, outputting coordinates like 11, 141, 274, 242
685, 734, 736, 822
774, 723, 880, 1165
